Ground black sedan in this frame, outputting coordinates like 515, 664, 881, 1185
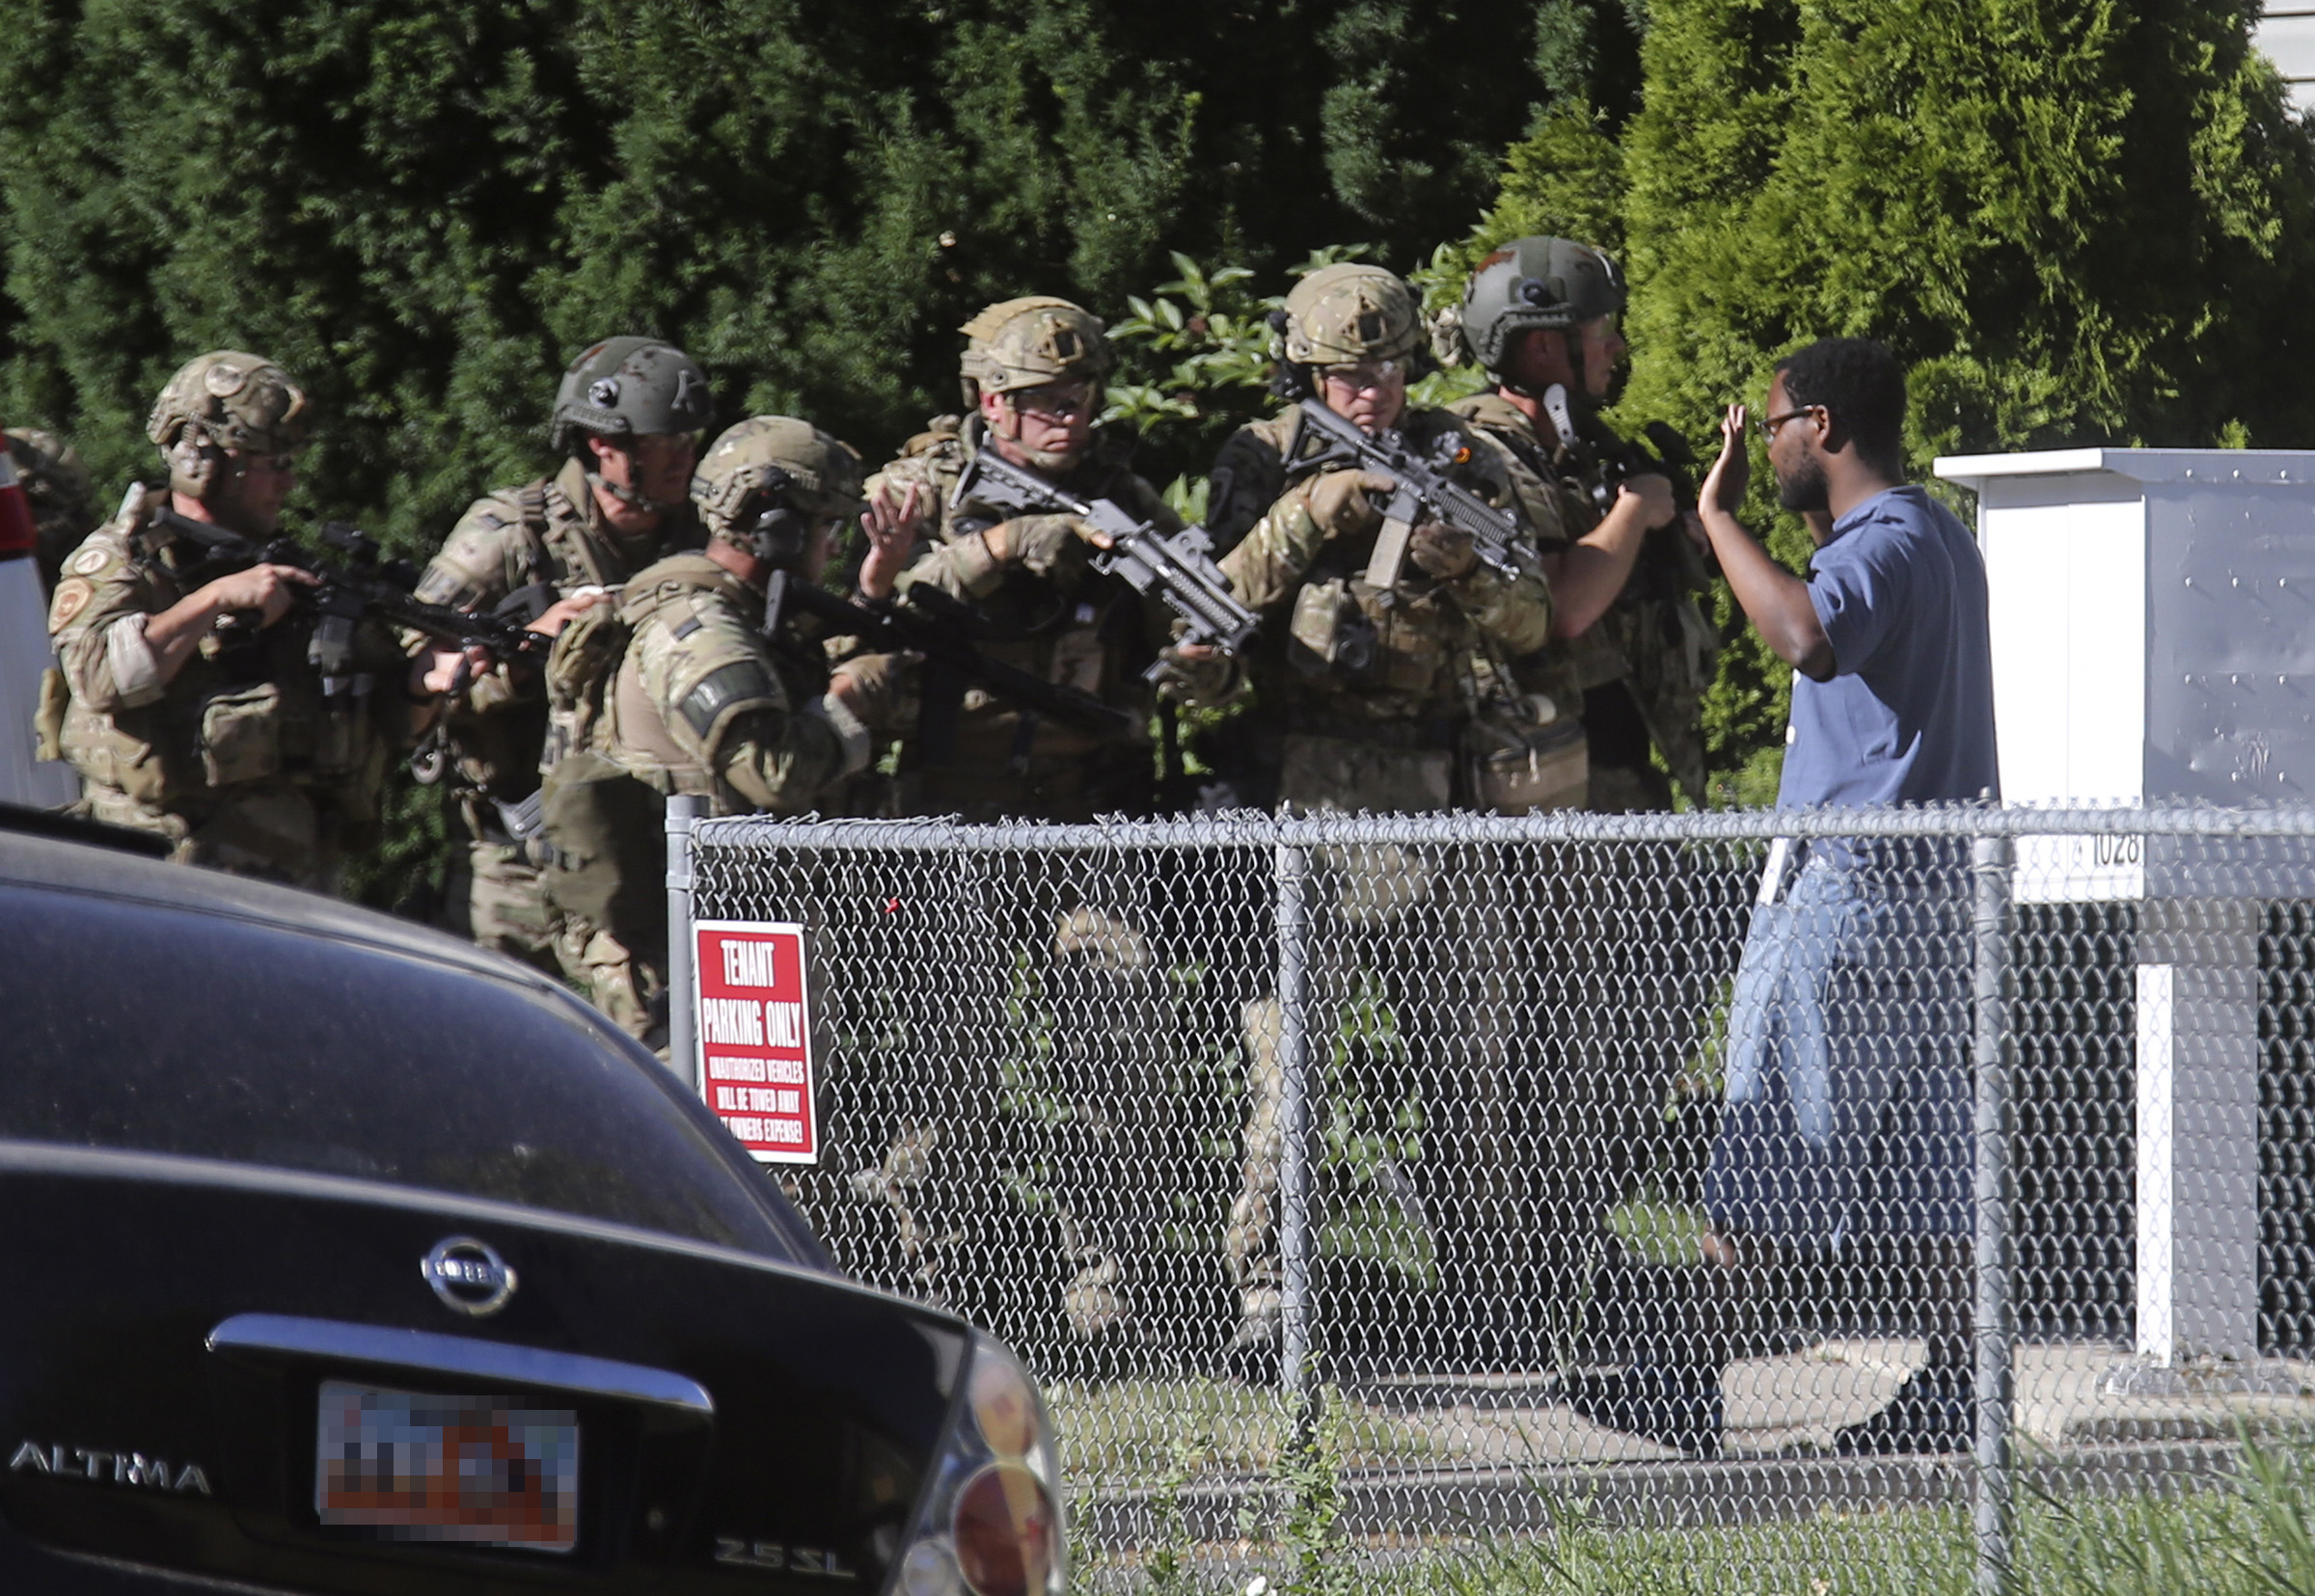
0, 807, 1062, 1596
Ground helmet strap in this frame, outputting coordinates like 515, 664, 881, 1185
585, 469, 685, 518
1540, 384, 1583, 451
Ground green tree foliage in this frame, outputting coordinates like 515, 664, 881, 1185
0, 0, 1600, 896
0, 0, 594, 545
0, 0, 1581, 560
1483, 0, 2315, 798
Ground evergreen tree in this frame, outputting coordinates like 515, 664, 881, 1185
0, 0, 1583, 898
0, 0, 1574, 560
0, 0, 595, 549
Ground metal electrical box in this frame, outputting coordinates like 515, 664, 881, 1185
1936, 447, 2315, 811
1933, 447, 2315, 1379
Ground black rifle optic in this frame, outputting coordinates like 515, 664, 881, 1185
158, 506, 554, 675
761, 571, 1137, 768
949, 449, 1258, 677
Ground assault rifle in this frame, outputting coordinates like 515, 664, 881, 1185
761, 571, 1137, 767
949, 448, 1258, 676
157, 506, 553, 673
1292, 397, 1538, 590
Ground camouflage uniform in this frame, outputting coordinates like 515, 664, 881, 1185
5, 428, 97, 597
1447, 236, 1718, 811
45, 353, 412, 889
865, 305, 1176, 819
1208, 402, 1553, 807
1448, 239, 1721, 1366
415, 457, 702, 971
539, 416, 883, 1048
1447, 390, 1718, 810
412, 338, 712, 975
552, 555, 871, 1042
854, 301, 1184, 1350
1202, 266, 1559, 1363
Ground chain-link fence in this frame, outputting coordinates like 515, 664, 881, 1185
674, 804, 2315, 1591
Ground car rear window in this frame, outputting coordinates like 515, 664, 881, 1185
1, 883, 793, 1256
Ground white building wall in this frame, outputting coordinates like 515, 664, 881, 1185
2258, 1, 2315, 114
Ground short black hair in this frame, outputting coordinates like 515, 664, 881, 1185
1774, 338, 1906, 474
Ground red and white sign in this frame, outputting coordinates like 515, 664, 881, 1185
691, 920, 818, 1165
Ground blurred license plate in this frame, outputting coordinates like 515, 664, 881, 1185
315, 1381, 580, 1553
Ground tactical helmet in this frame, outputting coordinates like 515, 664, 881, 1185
550, 337, 716, 454
146, 351, 310, 498
5, 428, 95, 528
1279, 264, 1426, 368
958, 297, 1113, 404
1457, 237, 1626, 375
691, 416, 866, 566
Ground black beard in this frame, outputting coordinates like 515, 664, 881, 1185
1776, 452, 1830, 514
1598, 357, 1629, 409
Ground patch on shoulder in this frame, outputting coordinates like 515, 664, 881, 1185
48, 577, 95, 630
66, 543, 116, 578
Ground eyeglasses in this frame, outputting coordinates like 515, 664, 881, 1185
1012, 384, 1096, 421
1757, 406, 1821, 441
1319, 360, 1404, 393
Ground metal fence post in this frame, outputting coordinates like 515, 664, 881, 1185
1971, 832, 2017, 1596
1274, 841, 1315, 1436
666, 795, 707, 1094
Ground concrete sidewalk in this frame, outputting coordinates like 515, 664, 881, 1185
1346, 1340, 2315, 1464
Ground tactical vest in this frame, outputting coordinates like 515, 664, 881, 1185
534, 557, 794, 947
55, 505, 383, 820
1451, 392, 1721, 805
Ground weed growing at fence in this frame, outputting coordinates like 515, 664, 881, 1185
1048, 1379, 1440, 1483
1138, 1433, 1214, 1596
1275, 1398, 1354, 1596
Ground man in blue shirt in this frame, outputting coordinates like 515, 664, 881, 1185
1566, 338, 1998, 1458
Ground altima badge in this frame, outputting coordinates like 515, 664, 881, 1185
423, 1236, 517, 1317
10, 1441, 211, 1496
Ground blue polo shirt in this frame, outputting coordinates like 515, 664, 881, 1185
1777, 485, 1999, 808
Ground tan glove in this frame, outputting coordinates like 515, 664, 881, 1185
995, 513, 1099, 577
1150, 643, 1245, 710
1408, 520, 1477, 580
828, 650, 920, 733
1304, 469, 1395, 541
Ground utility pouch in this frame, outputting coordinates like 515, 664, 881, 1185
1466, 702, 1588, 815
309, 682, 373, 778
539, 747, 668, 955
33, 668, 68, 763
198, 682, 285, 787
1287, 578, 1376, 680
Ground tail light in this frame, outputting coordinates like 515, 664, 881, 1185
895, 1335, 1066, 1596
0, 445, 35, 559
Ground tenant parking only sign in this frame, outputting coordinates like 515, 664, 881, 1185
691, 921, 819, 1165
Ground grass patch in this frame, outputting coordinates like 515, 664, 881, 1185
1354, 1440, 2315, 1595
1049, 1379, 1443, 1482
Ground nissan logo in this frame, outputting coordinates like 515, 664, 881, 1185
422, 1237, 517, 1317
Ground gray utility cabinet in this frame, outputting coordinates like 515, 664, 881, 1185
1936, 448, 2315, 1382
